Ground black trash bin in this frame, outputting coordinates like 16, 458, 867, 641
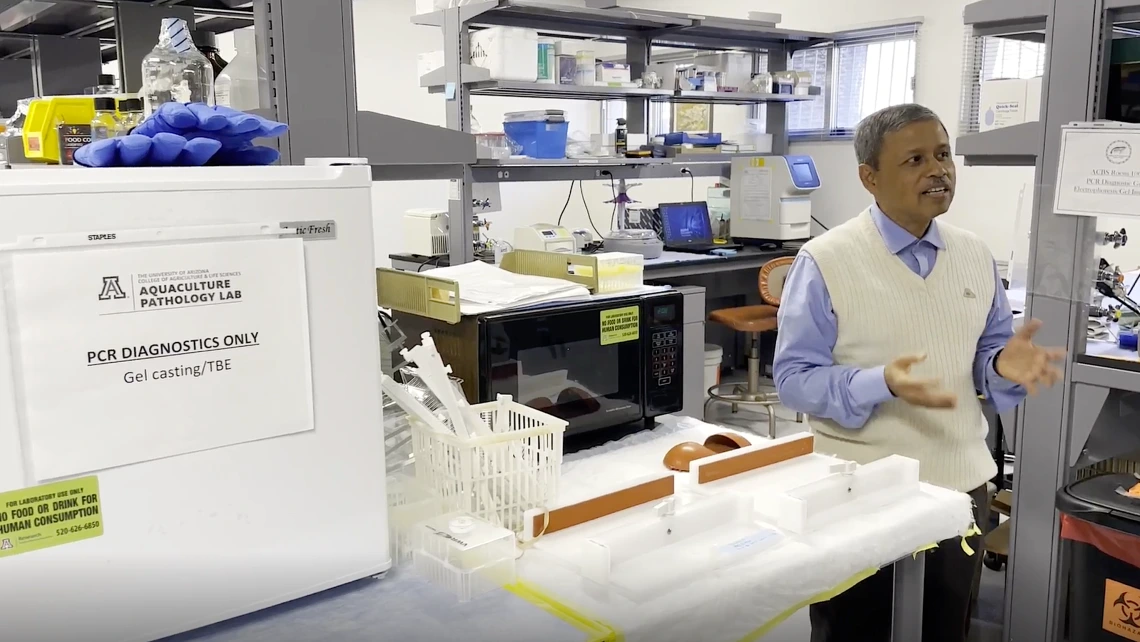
1058, 473, 1140, 642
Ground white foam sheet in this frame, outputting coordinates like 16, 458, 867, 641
521, 416, 974, 642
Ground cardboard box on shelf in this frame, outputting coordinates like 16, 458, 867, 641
979, 78, 1030, 132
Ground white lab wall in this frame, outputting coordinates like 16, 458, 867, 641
356, 0, 1044, 268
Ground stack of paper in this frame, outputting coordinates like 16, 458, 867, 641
424, 260, 591, 315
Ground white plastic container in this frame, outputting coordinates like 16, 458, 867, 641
574, 49, 596, 86
470, 27, 539, 82
704, 344, 723, 398
757, 455, 921, 534
411, 395, 566, 533
412, 512, 517, 602
576, 493, 773, 602
387, 472, 448, 564
214, 29, 259, 111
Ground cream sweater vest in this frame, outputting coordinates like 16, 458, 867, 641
802, 209, 998, 492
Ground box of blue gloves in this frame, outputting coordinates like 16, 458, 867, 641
74, 102, 288, 168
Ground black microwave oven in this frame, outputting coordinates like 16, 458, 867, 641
395, 290, 684, 437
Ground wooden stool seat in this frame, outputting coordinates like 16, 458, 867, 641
709, 305, 779, 333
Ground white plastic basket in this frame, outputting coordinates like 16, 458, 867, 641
411, 395, 566, 534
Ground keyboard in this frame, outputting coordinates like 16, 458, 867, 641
666, 242, 742, 254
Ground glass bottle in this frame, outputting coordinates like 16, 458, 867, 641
90, 74, 117, 95
214, 29, 260, 110
140, 17, 215, 117
90, 97, 118, 142
193, 30, 229, 79
116, 98, 144, 134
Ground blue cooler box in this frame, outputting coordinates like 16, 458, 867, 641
503, 119, 569, 159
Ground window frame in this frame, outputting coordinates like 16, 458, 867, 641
788, 20, 923, 142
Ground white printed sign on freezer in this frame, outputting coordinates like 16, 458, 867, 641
9, 238, 315, 481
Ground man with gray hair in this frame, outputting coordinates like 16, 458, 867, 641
773, 103, 1064, 641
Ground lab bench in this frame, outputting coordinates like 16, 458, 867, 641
643, 248, 797, 377
387, 246, 795, 279
388, 246, 797, 375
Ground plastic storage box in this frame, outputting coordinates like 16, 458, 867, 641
662, 132, 722, 146
1058, 473, 1140, 642
503, 112, 569, 159
412, 512, 517, 602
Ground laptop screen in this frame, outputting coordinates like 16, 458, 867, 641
660, 202, 713, 245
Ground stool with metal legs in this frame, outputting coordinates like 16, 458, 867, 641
704, 256, 805, 438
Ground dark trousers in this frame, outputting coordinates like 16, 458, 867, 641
809, 485, 991, 642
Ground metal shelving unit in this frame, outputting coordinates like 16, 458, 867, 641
956, 121, 1042, 166
421, 76, 819, 105
957, 3, 1049, 167
0, 0, 253, 61
963, 0, 1051, 26
966, 1, 1140, 641
669, 90, 817, 105
414, 0, 834, 264
0, 0, 253, 116
467, 154, 745, 183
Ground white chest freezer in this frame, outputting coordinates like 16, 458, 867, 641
0, 165, 389, 641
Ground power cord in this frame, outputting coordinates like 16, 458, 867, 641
556, 180, 577, 226
812, 216, 829, 231
680, 167, 694, 201
579, 181, 604, 238
602, 170, 618, 230
416, 255, 443, 272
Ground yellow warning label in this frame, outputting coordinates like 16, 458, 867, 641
0, 476, 103, 560
600, 306, 640, 346
1104, 578, 1140, 642
750, 157, 766, 168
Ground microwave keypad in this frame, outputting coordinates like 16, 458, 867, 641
651, 329, 678, 386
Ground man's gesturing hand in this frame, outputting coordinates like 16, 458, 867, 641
995, 318, 1065, 395
884, 353, 959, 409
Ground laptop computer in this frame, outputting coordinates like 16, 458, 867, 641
659, 201, 742, 253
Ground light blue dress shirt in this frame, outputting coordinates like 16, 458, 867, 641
773, 204, 1026, 429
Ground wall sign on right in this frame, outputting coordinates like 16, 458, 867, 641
1056, 123, 1140, 218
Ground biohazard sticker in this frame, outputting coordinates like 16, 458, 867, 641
1104, 578, 1140, 642
0, 476, 103, 560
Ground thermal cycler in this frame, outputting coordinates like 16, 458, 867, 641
726, 155, 820, 242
